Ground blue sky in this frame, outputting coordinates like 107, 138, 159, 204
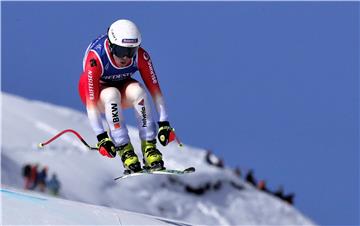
2, 2, 359, 225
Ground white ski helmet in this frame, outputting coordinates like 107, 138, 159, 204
107, 19, 141, 58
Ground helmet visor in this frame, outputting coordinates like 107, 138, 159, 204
110, 44, 138, 58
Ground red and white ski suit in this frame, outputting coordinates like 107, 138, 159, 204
78, 34, 168, 146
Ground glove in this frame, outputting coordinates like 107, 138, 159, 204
157, 121, 175, 146
96, 132, 116, 158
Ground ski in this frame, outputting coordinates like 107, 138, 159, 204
114, 167, 195, 180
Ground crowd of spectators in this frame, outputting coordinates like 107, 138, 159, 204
205, 150, 295, 205
22, 163, 61, 196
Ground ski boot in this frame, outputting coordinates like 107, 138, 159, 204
141, 139, 165, 171
117, 143, 142, 174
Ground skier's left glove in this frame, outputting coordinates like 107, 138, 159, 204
157, 121, 176, 146
96, 132, 116, 158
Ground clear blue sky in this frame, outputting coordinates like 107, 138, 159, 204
2, 2, 359, 225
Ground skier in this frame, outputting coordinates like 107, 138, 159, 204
78, 19, 174, 174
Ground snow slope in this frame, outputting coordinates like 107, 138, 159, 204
1, 187, 191, 225
1, 92, 315, 225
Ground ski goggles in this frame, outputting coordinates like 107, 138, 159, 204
110, 44, 138, 58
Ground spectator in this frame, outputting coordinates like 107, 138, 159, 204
245, 169, 257, 186
273, 185, 284, 199
205, 150, 224, 168
47, 173, 61, 196
37, 166, 48, 192
257, 180, 270, 193
29, 164, 39, 190
22, 164, 32, 189
283, 193, 295, 205
273, 185, 295, 205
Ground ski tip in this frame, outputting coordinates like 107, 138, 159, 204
38, 143, 44, 148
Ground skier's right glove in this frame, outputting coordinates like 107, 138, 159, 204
96, 132, 116, 158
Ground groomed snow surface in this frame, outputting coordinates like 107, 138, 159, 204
1, 93, 316, 225
1, 187, 193, 225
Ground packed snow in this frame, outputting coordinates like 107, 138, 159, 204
1, 92, 315, 225
1, 187, 191, 225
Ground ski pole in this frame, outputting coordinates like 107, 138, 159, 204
38, 129, 97, 150
171, 128, 183, 147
